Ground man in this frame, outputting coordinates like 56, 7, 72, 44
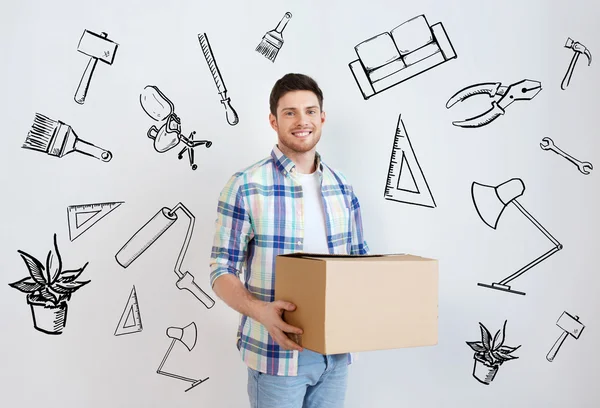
209, 73, 369, 408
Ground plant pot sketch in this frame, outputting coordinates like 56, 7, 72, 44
466, 320, 520, 385
8, 233, 91, 335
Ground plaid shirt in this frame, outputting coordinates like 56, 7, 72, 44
209, 144, 370, 376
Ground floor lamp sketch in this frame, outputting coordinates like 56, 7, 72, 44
471, 178, 563, 296
156, 322, 209, 392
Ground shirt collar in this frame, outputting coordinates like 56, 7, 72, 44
271, 144, 323, 177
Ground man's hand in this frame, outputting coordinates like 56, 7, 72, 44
255, 300, 304, 352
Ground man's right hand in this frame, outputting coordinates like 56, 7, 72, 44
255, 300, 304, 352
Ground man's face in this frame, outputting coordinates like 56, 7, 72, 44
269, 90, 325, 154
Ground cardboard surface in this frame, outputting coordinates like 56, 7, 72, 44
274, 253, 439, 355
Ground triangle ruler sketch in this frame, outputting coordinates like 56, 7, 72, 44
114, 285, 143, 336
384, 114, 436, 208
67, 201, 124, 241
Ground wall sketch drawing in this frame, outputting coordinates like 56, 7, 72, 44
384, 114, 436, 208
114, 285, 143, 336
540, 137, 593, 175
348, 14, 457, 100
446, 79, 542, 128
23, 113, 113, 162
156, 322, 209, 392
561, 37, 592, 90
8, 233, 91, 335
197, 33, 239, 126
140, 85, 212, 171
466, 320, 520, 385
67, 201, 124, 241
546, 311, 585, 362
256, 12, 292, 62
115, 203, 215, 309
74, 29, 119, 105
472, 178, 563, 296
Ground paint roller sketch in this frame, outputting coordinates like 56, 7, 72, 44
115, 203, 215, 309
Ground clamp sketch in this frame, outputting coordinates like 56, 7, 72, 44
140, 85, 212, 171
561, 37, 592, 90
540, 137, 593, 175
446, 79, 542, 128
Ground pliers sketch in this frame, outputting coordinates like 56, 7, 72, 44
445, 79, 542, 128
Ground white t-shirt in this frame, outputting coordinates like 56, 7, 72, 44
296, 171, 329, 254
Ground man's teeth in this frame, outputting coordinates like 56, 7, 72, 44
293, 131, 311, 137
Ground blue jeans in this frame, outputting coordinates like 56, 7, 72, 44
247, 349, 349, 408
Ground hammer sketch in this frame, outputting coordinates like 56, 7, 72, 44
8, 233, 91, 335
561, 37, 592, 90
540, 137, 593, 175
74, 29, 118, 104
547, 311, 585, 362
115, 202, 215, 309
114, 285, 143, 336
446, 79, 542, 128
466, 320, 520, 385
67, 201, 124, 241
140, 85, 212, 171
384, 114, 436, 208
156, 322, 209, 392
256, 12, 292, 62
197, 33, 239, 126
23, 113, 112, 162
348, 14, 457, 99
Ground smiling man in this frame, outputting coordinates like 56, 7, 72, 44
209, 73, 370, 408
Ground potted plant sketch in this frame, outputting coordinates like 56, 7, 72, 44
8, 233, 90, 335
466, 320, 521, 385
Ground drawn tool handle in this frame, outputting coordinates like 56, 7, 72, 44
276, 12, 292, 33
176, 271, 216, 309
221, 97, 239, 126
546, 331, 569, 362
74, 138, 112, 162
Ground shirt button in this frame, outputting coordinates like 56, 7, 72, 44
297, 240, 302, 245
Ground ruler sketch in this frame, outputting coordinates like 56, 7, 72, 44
114, 285, 143, 336
384, 114, 436, 208
67, 201, 124, 241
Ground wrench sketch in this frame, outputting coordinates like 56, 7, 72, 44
540, 137, 593, 175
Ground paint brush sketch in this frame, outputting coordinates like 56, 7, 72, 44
472, 178, 562, 296
114, 285, 143, 336
547, 311, 585, 362
349, 14, 456, 100
256, 12, 292, 62
561, 37, 592, 90
156, 322, 210, 392
540, 137, 593, 175
140, 85, 212, 171
67, 201, 123, 241
23, 113, 112, 162
8, 233, 91, 335
74, 29, 119, 105
445, 79, 542, 128
115, 203, 215, 309
466, 320, 520, 385
384, 114, 436, 208
198, 33, 239, 126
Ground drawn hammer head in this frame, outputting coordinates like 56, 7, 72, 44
565, 37, 592, 65
556, 311, 585, 339
77, 30, 118, 64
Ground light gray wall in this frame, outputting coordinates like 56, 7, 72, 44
1, 0, 598, 406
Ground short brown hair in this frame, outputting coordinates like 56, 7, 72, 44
269, 73, 324, 116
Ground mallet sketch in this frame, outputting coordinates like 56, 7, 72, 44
23, 113, 112, 162
115, 202, 215, 309
198, 33, 239, 126
74, 30, 119, 105
256, 12, 292, 62
140, 85, 212, 171
561, 37, 591, 90
156, 322, 209, 392
546, 311, 585, 362
540, 137, 593, 175
446, 79, 542, 128
471, 178, 562, 296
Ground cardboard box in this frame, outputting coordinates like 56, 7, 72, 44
274, 253, 438, 355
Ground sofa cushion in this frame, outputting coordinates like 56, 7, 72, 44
355, 32, 401, 71
390, 15, 434, 55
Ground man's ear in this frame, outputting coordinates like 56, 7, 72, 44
320, 110, 326, 124
269, 113, 279, 131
